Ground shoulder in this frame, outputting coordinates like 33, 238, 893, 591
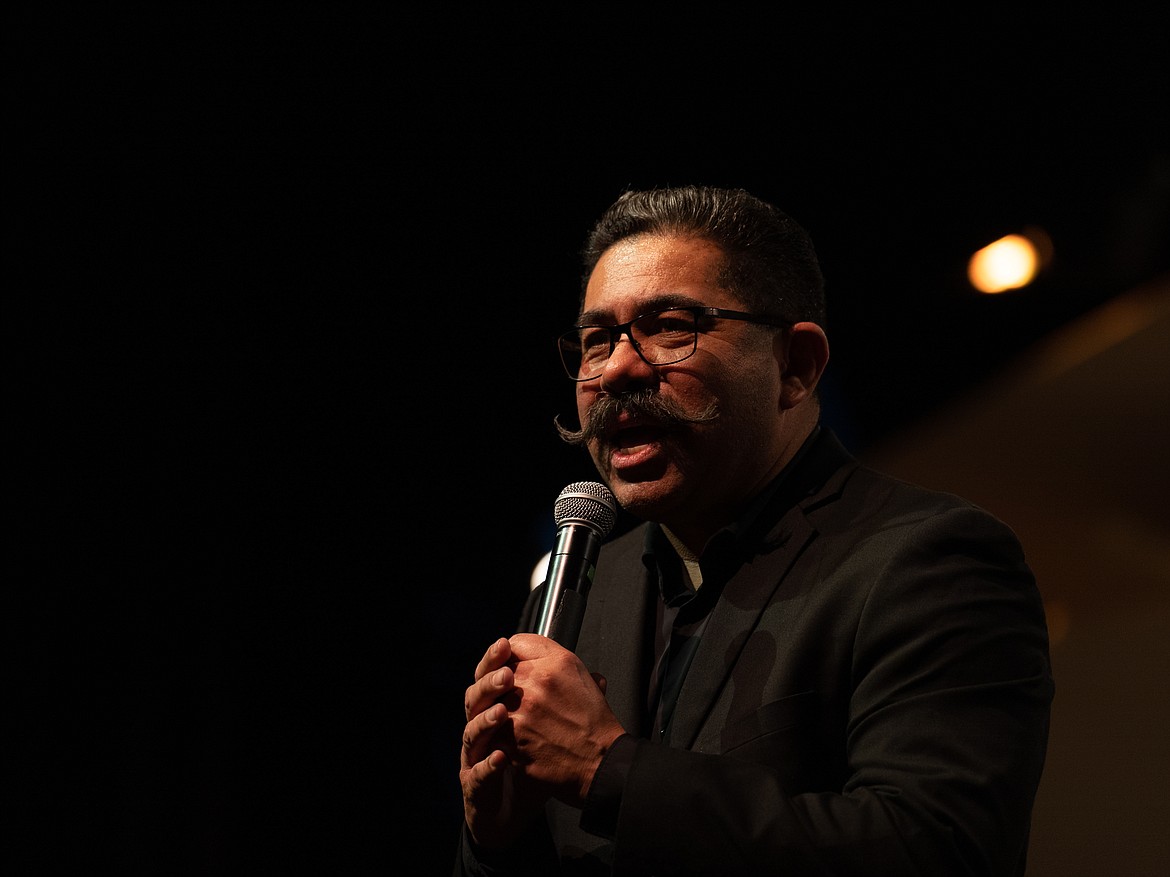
594, 522, 648, 574
828, 462, 1024, 552
790, 426, 1009, 536
804, 464, 1030, 593
812, 464, 1038, 626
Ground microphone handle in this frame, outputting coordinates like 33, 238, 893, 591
534, 523, 604, 650
542, 590, 587, 652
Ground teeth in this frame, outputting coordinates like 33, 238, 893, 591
614, 427, 656, 449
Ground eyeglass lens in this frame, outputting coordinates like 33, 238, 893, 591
560, 309, 699, 379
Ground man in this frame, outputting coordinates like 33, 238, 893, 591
457, 186, 1053, 875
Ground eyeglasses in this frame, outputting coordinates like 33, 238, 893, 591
557, 306, 791, 382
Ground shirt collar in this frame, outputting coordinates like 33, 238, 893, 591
640, 423, 824, 576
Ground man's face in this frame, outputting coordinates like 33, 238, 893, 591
575, 233, 789, 542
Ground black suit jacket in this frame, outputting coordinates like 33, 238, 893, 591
459, 428, 1053, 876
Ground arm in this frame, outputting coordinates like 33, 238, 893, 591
609, 506, 1053, 876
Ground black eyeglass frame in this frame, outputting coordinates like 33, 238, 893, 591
557, 305, 792, 382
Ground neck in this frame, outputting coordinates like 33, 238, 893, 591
665, 413, 820, 556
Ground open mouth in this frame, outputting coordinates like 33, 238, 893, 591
611, 424, 661, 449
604, 420, 669, 473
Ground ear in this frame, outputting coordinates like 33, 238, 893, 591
777, 321, 829, 410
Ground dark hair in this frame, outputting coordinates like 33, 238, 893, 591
580, 185, 826, 326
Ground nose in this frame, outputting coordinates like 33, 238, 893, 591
599, 335, 656, 392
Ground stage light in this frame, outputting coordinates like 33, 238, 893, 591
968, 233, 1042, 294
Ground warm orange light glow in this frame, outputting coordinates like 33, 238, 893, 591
968, 233, 1040, 293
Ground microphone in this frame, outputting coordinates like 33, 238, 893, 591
533, 481, 617, 650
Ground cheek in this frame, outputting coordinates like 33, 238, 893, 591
576, 386, 595, 417
701, 362, 781, 424
733, 350, 782, 397
670, 366, 735, 410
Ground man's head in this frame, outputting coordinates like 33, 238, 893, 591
558, 186, 831, 552
580, 186, 827, 325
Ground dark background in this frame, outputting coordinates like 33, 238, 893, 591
12, 8, 1168, 875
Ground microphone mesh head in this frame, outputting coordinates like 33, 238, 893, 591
554, 481, 617, 537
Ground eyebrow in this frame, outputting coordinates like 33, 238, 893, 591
577, 292, 706, 325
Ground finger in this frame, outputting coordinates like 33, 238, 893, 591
591, 672, 607, 695
461, 701, 508, 769
460, 745, 509, 827
473, 637, 513, 682
464, 664, 516, 721
466, 747, 507, 783
508, 632, 562, 660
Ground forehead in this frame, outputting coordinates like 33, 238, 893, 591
582, 233, 739, 318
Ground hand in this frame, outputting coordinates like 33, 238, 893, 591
459, 633, 626, 849
460, 637, 545, 850
501, 633, 626, 807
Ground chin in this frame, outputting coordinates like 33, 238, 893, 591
607, 474, 683, 522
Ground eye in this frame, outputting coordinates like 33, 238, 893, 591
639, 309, 696, 344
577, 326, 612, 358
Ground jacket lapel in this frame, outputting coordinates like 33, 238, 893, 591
666, 430, 858, 749
665, 509, 816, 748
576, 531, 656, 737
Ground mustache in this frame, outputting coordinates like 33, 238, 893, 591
554, 388, 719, 446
